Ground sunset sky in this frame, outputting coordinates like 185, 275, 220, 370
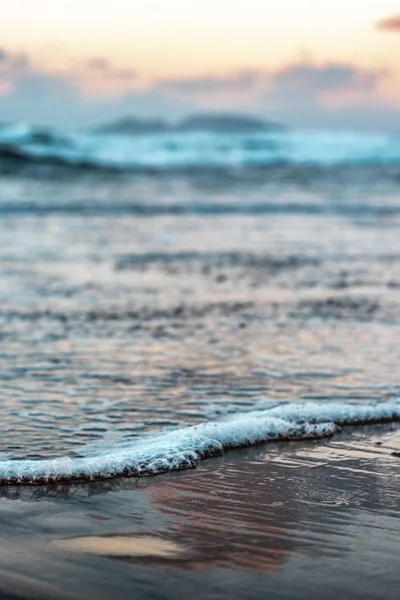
1, 1, 400, 130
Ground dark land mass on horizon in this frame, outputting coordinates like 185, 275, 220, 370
94, 112, 286, 136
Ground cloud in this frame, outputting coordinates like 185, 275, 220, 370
269, 62, 381, 96
155, 61, 384, 110
87, 57, 137, 80
259, 61, 394, 130
0, 50, 30, 79
155, 71, 266, 115
158, 71, 262, 94
0, 48, 190, 127
0, 72, 83, 124
0, 48, 397, 132
262, 61, 387, 119
0, 50, 33, 98
88, 58, 110, 71
154, 60, 389, 128
377, 14, 400, 31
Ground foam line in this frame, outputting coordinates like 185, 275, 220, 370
0, 401, 399, 485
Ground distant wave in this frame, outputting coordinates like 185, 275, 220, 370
1, 200, 400, 218
1, 123, 400, 173
0, 401, 399, 485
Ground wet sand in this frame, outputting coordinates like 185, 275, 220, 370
0, 426, 399, 599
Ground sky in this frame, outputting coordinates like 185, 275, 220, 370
1, 1, 400, 130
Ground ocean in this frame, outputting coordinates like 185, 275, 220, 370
0, 123, 400, 598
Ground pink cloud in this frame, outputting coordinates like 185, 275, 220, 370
377, 14, 400, 31
0, 47, 398, 132
0, 80, 13, 96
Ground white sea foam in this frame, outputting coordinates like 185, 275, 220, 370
0, 401, 399, 485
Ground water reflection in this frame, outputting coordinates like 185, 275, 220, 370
55, 535, 186, 559
139, 427, 398, 574
147, 454, 300, 573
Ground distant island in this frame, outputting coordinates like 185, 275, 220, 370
96, 117, 170, 135
94, 113, 285, 135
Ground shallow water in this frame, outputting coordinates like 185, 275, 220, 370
0, 166, 400, 596
1, 170, 400, 459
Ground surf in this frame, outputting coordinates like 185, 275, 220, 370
0, 400, 399, 486
1, 123, 400, 172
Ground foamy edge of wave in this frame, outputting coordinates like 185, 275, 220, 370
1, 401, 399, 485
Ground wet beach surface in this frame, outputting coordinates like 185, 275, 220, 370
0, 167, 400, 598
1, 428, 400, 600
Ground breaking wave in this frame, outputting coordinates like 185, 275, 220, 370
1, 123, 400, 172
0, 401, 399, 485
